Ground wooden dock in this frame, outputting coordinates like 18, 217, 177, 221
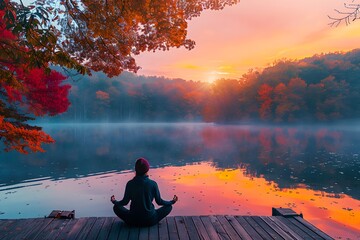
0, 208, 334, 240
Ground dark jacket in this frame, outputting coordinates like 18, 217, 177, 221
114, 175, 173, 218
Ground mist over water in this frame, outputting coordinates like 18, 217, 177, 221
1, 122, 359, 198
1, 122, 359, 238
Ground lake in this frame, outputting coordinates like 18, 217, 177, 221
0, 123, 359, 238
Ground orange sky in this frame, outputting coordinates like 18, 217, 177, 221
135, 0, 360, 82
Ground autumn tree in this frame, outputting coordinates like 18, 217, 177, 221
286, 78, 307, 121
258, 84, 273, 120
30, 0, 239, 77
273, 83, 288, 122
311, 76, 350, 121
1, 0, 239, 153
1, 5, 72, 153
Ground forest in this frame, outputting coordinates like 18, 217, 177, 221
48, 49, 360, 123
2, 0, 359, 153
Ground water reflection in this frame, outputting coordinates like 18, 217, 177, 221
1, 123, 359, 200
0, 162, 358, 239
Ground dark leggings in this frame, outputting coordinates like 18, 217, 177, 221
113, 205, 172, 227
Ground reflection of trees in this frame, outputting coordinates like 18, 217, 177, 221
199, 125, 360, 200
1, 124, 359, 200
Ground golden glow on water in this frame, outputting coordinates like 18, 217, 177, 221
151, 162, 360, 239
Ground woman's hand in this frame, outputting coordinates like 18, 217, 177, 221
173, 195, 178, 203
111, 195, 116, 203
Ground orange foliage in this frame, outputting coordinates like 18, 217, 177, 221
1, 5, 70, 153
56, 0, 239, 77
258, 84, 273, 120
0, 116, 54, 154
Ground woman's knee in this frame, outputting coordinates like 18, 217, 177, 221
156, 204, 173, 222
113, 205, 121, 217
160, 204, 172, 215
113, 205, 130, 219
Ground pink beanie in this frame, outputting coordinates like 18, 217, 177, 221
135, 158, 150, 175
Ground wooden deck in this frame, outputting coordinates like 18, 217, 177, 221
0, 209, 334, 240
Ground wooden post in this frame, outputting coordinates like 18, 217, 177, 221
272, 208, 303, 218
47, 210, 75, 219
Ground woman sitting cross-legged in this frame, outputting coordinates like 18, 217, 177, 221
111, 157, 178, 227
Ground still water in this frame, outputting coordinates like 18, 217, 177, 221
0, 123, 359, 238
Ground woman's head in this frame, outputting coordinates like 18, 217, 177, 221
135, 157, 150, 176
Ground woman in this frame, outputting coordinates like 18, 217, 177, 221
111, 157, 178, 226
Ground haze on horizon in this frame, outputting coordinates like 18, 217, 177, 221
135, 0, 360, 82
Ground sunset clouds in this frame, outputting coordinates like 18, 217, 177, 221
135, 0, 360, 82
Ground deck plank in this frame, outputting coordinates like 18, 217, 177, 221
0, 213, 334, 240
97, 217, 115, 240
0, 220, 8, 228
200, 216, 221, 240
22, 218, 54, 240
192, 216, 211, 240
225, 215, 252, 240
235, 216, 263, 240
45, 219, 72, 240
243, 216, 273, 240
167, 216, 180, 240
182, 216, 201, 240
15, 218, 50, 240
2, 219, 36, 240
85, 217, 106, 240
209, 216, 230, 240
158, 218, 169, 240
276, 216, 313, 239
293, 216, 334, 240
138, 226, 149, 240
55, 218, 84, 240
260, 216, 296, 240
216, 215, 241, 240
0, 219, 17, 239
174, 216, 190, 240
107, 219, 122, 240
73, 217, 97, 240
1, 219, 25, 240
149, 223, 159, 240
118, 222, 130, 240
252, 216, 283, 240
34, 218, 70, 240
128, 227, 140, 240
269, 216, 304, 240
287, 217, 323, 240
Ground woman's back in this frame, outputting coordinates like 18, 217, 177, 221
111, 157, 178, 227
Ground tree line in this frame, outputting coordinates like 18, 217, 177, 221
48, 49, 360, 123
205, 49, 360, 123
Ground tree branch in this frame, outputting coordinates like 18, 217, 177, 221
329, 1, 360, 26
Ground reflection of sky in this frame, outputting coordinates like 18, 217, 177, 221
1, 123, 359, 198
0, 163, 358, 239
